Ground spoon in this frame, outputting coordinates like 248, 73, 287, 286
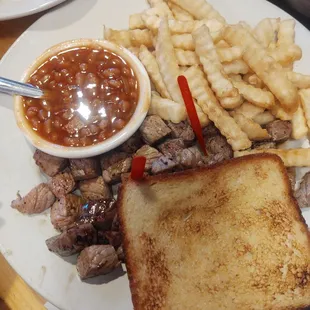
0, 76, 44, 98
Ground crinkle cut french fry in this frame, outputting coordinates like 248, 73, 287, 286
235, 102, 264, 119
139, 45, 171, 99
194, 102, 210, 127
183, 66, 251, 151
193, 25, 238, 99
142, 14, 224, 40
299, 89, 310, 130
269, 44, 302, 65
253, 111, 276, 125
224, 25, 299, 113
175, 49, 199, 66
229, 74, 243, 82
278, 19, 296, 46
147, 0, 175, 19
287, 72, 310, 89
217, 46, 243, 62
171, 34, 195, 50
230, 111, 270, 141
254, 18, 278, 48
129, 14, 145, 30
291, 105, 308, 139
216, 40, 230, 48
232, 80, 275, 109
219, 94, 243, 109
170, 0, 226, 23
243, 73, 263, 88
149, 91, 187, 123
156, 17, 183, 104
234, 148, 310, 167
270, 102, 293, 121
222, 60, 250, 75
167, 2, 194, 21
104, 27, 153, 48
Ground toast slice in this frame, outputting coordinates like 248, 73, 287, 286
119, 154, 310, 310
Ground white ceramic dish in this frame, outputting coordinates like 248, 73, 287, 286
0, 0, 310, 309
0, 0, 66, 21
14, 39, 151, 159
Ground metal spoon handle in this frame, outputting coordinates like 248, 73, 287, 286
0, 76, 43, 98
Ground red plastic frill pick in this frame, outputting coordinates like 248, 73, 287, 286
131, 156, 146, 181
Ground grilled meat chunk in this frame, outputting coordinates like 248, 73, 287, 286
11, 183, 55, 214
50, 194, 85, 231
140, 116, 171, 145
158, 138, 186, 159
295, 172, 310, 208
77, 245, 120, 280
102, 158, 132, 184
151, 156, 177, 175
49, 171, 75, 198
120, 132, 143, 153
79, 176, 111, 200
266, 120, 292, 143
70, 158, 101, 181
33, 150, 68, 177
167, 121, 195, 144
176, 146, 205, 169
135, 145, 162, 171
204, 135, 233, 165
46, 223, 97, 257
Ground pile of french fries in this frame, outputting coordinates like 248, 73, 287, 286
104, 0, 310, 167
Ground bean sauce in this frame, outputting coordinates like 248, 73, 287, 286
23, 46, 139, 147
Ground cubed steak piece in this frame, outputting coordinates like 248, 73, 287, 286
46, 223, 97, 257
158, 138, 186, 158
102, 158, 132, 184
139, 115, 171, 145
120, 132, 143, 153
11, 183, 55, 214
135, 145, 162, 171
176, 146, 205, 169
50, 194, 85, 231
266, 120, 292, 143
70, 158, 101, 181
48, 171, 76, 198
79, 176, 111, 200
151, 156, 177, 175
204, 135, 233, 165
77, 199, 117, 231
167, 121, 195, 144
33, 150, 68, 177
98, 231, 122, 249
295, 172, 310, 208
202, 123, 220, 138
77, 245, 120, 280
100, 152, 128, 170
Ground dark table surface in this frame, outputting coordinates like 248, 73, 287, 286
268, 0, 310, 29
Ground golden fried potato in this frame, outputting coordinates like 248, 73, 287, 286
299, 89, 310, 130
170, 0, 226, 23
252, 111, 276, 125
234, 148, 310, 167
243, 73, 263, 88
139, 45, 171, 99
156, 17, 183, 103
149, 91, 187, 123
224, 25, 299, 113
235, 102, 264, 119
269, 44, 302, 66
129, 14, 145, 30
222, 60, 250, 75
232, 80, 275, 109
278, 19, 296, 46
167, 2, 194, 21
171, 34, 195, 50
291, 105, 308, 139
217, 46, 243, 62
175, 49, 199, 66
254, 18, 279, 48
230, 111, 270, 141
287, 72, 310, 89
104, 27, 153, 48
270, 102, 293, 121
184, 66, 251, 151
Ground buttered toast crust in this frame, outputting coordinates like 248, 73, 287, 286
119, 154, 310, 310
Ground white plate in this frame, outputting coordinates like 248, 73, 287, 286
0, 0, 310, 309
0, 0, 66, 21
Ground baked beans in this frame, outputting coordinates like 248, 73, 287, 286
23, 46, 139, 147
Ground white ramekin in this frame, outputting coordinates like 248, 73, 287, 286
14, 39, 151, 159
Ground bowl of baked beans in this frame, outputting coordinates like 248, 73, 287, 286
14, 39, 151, 158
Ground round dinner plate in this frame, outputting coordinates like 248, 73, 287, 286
0, 0, 310, 309
0, 0, 67, 21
